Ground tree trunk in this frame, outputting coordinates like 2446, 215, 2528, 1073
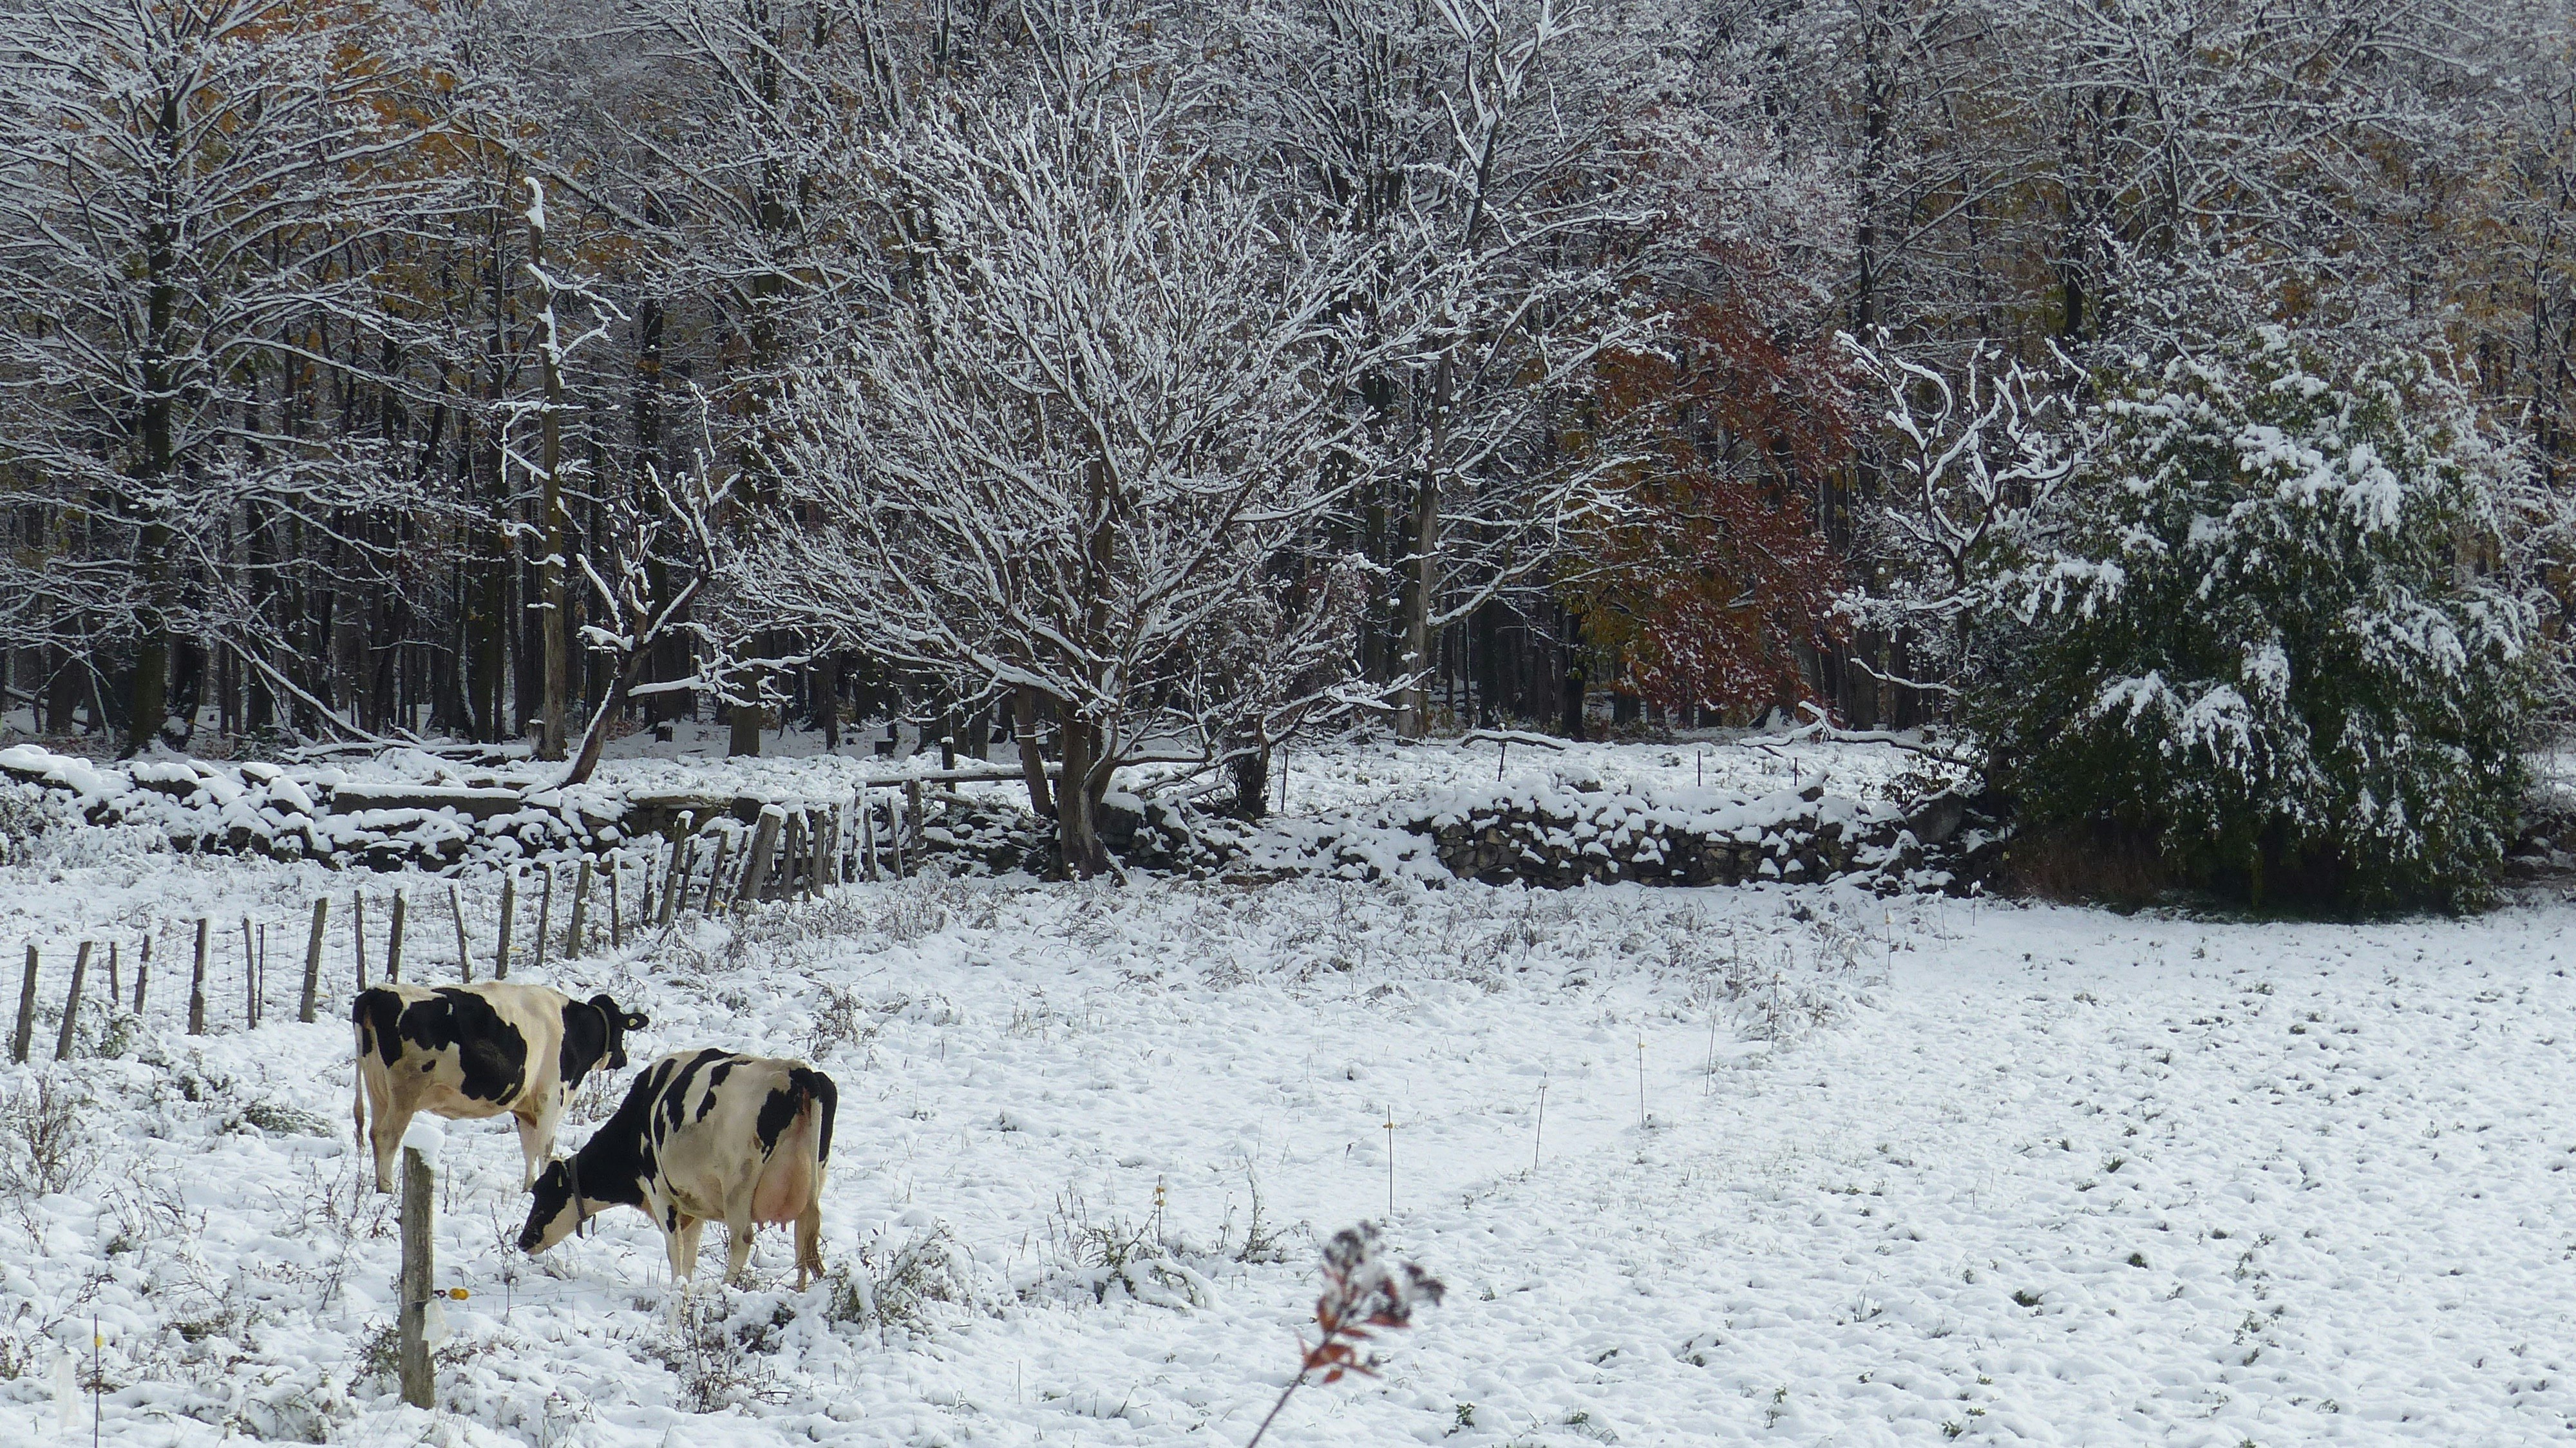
1014, 686, 1054, 819
530, 184, 569, 762
728, 661, 764, 756
1231, 739, 1270, 822
1055, 712, 1112, 879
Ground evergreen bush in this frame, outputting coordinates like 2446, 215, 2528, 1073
1971, 328, 2546, 908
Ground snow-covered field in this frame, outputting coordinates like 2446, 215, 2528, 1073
2, 739, 2571, 1445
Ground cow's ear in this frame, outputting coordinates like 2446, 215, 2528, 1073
624, 1011, 649, 1031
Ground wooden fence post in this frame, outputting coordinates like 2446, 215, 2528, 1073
242, 917, 256, 1028
566, 860, 592, 954
658, 833, 688, 927
106, 941, 120, 1015
399, 1144, 435, 1409
699, 835, 730, 916
386, 891, 406, 984
11, 945, 36, 1063
533, 867, 554, 976
352, 893, 368, 993
862, 794, 878, 882
188, 919, 209, 1035
134, 937, 149, 1015
53, 940, 90, 1061
609, 865, 623, 949
299, 899, 328, 1024
738, 806, 784, 904
449, 885, 473, 983
495, 874, 516, 980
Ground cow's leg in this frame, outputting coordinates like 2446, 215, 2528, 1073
512, 1099, 557, 1189
723, 1207, 758, 1286
369, 1104, 412, 1195
793, 1197, 824, 1291
668, 1215, 706, 1286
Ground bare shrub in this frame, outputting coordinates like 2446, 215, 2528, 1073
1032, 1192, 1214, 1308
0, 1071, 95, 1199
825, 1217, 977, 1336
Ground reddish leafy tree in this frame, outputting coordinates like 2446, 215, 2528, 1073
1578, 295, 1852, 723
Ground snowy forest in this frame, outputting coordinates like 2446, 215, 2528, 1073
6, 0, 2575, 895
13, 4, 2576, 1444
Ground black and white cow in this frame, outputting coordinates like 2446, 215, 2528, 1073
518, 1049, 836, 1289
352, 983, 647, 1192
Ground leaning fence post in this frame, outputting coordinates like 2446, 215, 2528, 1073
189, 919, 209, 1035
658, 830, 688, 927
862, 794, 878, 882
299, 899, 328, 1024
449, 884, 473, 983
738, 806, 784, 905
386, 891, 406, 984
566, 860, 592, 955
533, 867, 554, 976
495, 873, 516, 980
53, 940, 90, 1062
699, 835, 730, 916
11, 945, 37, 1063
399, 1135, 437, 1409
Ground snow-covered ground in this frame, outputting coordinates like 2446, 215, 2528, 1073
1, 739, 2570, 1445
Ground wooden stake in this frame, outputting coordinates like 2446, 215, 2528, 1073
533, 868, 554, 976
609, 865, 623, 949
134, 937, 148, 1015
188, 919, 209, 1035
53, 940, 90, 1061
386, 891, 406, 984
399, 1145, 435, 1409
861, 795, 878, 882
299, 899, 328, 1024
352, 893, 368, 993
658, 834, 687, 927
699, 836, 730, 915
242, 917, 256, 1028
738, 808, 782, 904
566, 859, 592, 953
450, 884, 473, 982
495, 874, 516, 980
11, 944, 37, 1063
106, 941, 120, 1013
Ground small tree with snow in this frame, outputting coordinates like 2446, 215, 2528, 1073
1973, 327, 2548, 908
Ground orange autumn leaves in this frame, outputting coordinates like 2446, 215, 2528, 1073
1578, 298, 1850, 724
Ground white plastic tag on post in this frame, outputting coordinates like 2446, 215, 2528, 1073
423, 1296, 452, 1349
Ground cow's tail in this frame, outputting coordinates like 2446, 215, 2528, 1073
787, 1067, 837, 1165
350, 993, 375, 1147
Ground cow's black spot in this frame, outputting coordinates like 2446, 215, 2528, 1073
558, 1002, 608, 1091
354, 989, 407, 1067
393, 989, 528, 1104
756, 1067, 834, 1161
659, 1049, 731, 1137
697, 1062, 733, 1121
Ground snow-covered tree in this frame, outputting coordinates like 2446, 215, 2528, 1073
1973, 327, 2549, 906
733, 86, 1390, 874
0, 0, 466, 752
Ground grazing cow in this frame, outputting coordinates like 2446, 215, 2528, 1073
518, 1049, 836, 1290
352, 983, 647, 1192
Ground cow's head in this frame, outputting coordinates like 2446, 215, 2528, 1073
518, 1159, 583, 1255
587, 994, 649, 1071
